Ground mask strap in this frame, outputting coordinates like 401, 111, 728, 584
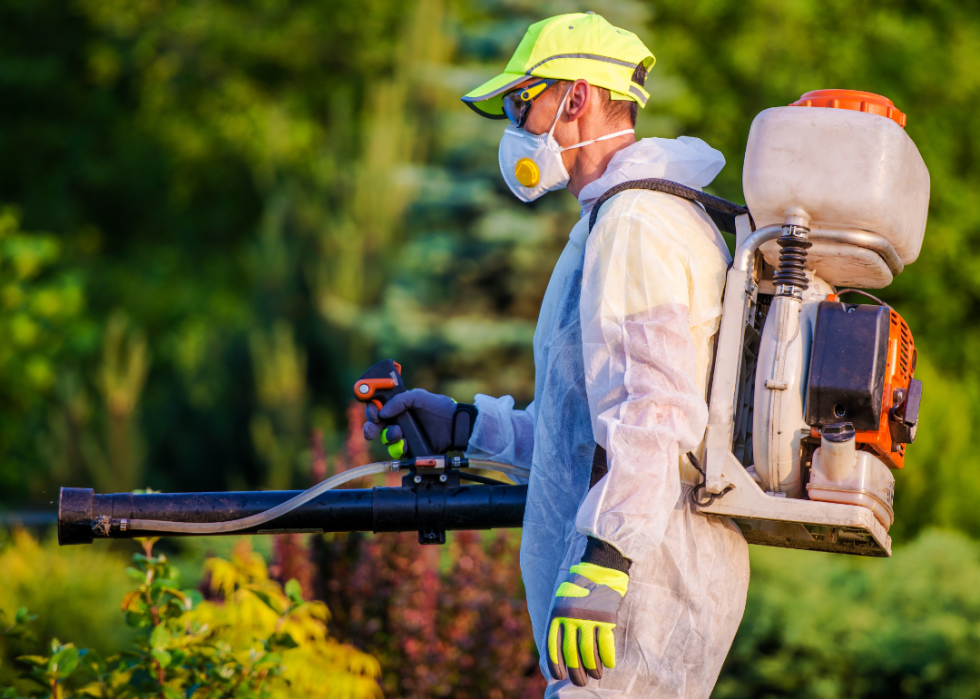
547, 86, 574, 138
560, 128, 635, 152
545, 85, 634, 150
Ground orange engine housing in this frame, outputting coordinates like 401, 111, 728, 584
855, 308, 916, 468
808, 297, 918, 469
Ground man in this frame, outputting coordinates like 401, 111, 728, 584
364, 13, 750, 698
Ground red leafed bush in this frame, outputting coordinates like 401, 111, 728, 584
270, 533, 317, 601
315, 529, 545, 699
307, 404, 544, 698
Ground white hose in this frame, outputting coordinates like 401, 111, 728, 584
125, 459, 530, 535
467, 459, 530, 481
127, 461, 394, 534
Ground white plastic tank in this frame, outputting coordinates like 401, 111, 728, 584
743, 90, 930, 288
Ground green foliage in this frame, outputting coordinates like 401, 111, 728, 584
249, 322, 308, 490
0, 209, 93, 494
7, 637, 95, 699
717, 530, 980, 698
0, 608, 37, 647
0, 208, 87, 395
97, 315, 151, 493
0, 529, 137, 680
0, 536, 379, 699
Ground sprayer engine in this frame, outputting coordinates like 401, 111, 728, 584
806, 295, 921, 468
805, 297, 921, 527
748, 281, 921, 532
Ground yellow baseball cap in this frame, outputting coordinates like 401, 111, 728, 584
462, 12, 655, 119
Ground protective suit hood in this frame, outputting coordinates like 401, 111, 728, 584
577, 136, 726, 218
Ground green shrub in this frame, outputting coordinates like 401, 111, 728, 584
0, 536, 380, 699
717, 529, 980, 699
0, 529, 136, 682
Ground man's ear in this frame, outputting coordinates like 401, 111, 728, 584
564, 79, 592, 123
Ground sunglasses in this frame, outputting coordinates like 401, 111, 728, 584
502, 79, 559, 128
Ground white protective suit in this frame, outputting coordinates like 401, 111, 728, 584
466, 136, 751, 698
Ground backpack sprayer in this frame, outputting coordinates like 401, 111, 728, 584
697, 89, 927, 557
58, 90, 928, 558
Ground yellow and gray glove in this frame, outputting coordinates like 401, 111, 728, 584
547, 538, 631, 687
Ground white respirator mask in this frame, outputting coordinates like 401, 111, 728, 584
498, 87, 634, 203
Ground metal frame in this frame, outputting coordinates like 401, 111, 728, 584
697, 215, 899, 557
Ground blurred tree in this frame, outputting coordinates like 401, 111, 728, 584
0, 208, 93, 496
99, 313, 150, 493
0, 0, 416, 496
41, 315, 151, 494
250, 321, 307, 490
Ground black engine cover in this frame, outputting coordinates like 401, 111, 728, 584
805, 301, 890, 431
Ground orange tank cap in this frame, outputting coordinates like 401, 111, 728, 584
790, 89, 907, 128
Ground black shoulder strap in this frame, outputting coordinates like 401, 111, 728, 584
587, 178, 750, 236
589, 444, 608, 489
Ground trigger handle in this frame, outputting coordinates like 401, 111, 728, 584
353, 359, 435, 458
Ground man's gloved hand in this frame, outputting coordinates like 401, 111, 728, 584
548, 538, 631, 687
363, 388, 478, 459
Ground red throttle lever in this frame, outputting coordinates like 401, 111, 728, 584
353, 359, 435, 458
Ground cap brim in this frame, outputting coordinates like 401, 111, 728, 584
461, 72, 532, 119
